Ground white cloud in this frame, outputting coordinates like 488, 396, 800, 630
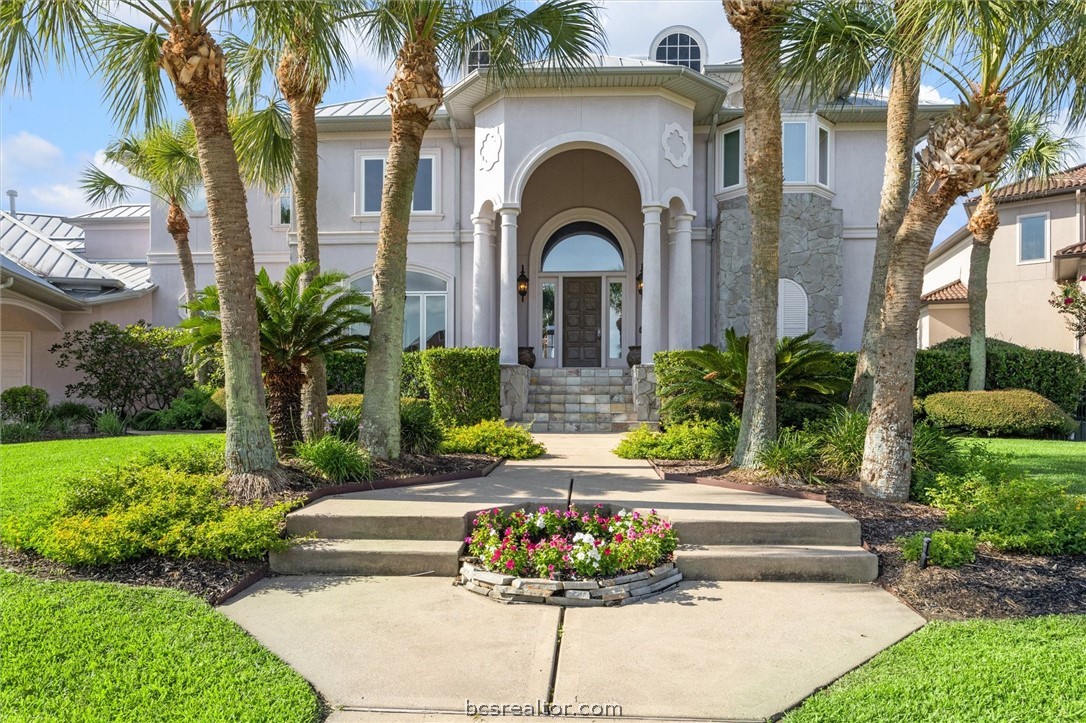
26, 184, 89, 216
2, 131, 64, 172
918, 84, 957, 106
601, 0, 740, 62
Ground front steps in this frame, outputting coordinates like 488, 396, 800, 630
272, 486, 878, 583
525, 368, 638, 432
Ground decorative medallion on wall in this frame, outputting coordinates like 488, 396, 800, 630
479, 129, 502, 171
661, 123, 691, 168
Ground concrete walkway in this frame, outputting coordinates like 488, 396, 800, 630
221, 434, 924, 722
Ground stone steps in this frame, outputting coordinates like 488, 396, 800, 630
676, 544, 878, 583
526, 368, 634, 432
270, 538, 463, 576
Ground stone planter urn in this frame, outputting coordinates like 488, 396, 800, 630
626, 345, 641, 368
518, 346, 537, 369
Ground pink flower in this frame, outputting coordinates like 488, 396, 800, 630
464, 537, 472, 543
505, 560, 515, 570
548, 564, 555, 572
614, 533, 624, 543
1066, 297, 1075, 305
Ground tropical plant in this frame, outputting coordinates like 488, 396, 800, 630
352, 0, 605, 459
861, 0, 1086, 500
182, 263, 370, 455
657, 329, 850, 419
966, 109, 1077, 389
723, 0, 789, 467
1050, 277, 1086, 338
0, 0, 290, 494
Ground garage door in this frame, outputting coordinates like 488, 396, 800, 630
1, 333, 29, 390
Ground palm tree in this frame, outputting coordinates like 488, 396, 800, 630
861, 0, 1086, 500
0, 0, 294, 496
182, 263, 371, 456
352, 0, 605, 459
966, 109, 1077, 389
723, 0, 790, 468
234, 2, 358, 441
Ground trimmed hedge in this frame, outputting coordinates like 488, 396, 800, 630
925, 389, 1076, 438
0, 386, 50, 423
914, 349, 971, 398
400, 351, 427, 399
326, 351, 367, 395
927, 338, 1086, 413
420, 347, 500, 427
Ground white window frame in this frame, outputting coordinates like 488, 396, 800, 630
816, 123, 833, 189
717, 121, 745, 193
272, 187, 292, 228
354, 149, 441, 219
349, 267, 452, 350
649, 26, 708, 73
1016, 212, 1049, 265
782, 120, 808, 184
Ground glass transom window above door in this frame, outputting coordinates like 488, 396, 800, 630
351, 270, 448, 351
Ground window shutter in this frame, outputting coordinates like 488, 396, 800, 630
777, 279, 808, 339
1, 334, 28, 390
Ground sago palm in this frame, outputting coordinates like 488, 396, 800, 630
722, 0, 791, 468
182, 263, 371, 456
351, 0, 605, 459
861, 0, 1086, 500
965, 109, 1077, 389
0, 0, 293, 494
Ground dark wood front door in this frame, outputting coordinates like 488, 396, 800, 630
562, 277, 601, 367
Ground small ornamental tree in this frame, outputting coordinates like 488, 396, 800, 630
49, 321, 190, 417
1050, 277, 1086, 338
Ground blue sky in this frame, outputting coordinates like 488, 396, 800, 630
2, 0, 1082, 244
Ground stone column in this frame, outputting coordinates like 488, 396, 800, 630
668, 213, 695, 349
641, 205, 665, 360
498, 207, 520, 365
471, 213, 495, 347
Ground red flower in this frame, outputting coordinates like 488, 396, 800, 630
614, 533, 624, 543
505, 559, 515, 570
1066, 297, 1075, 305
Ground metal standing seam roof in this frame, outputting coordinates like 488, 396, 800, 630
0, 212, 118, 285
67, 204, 151, 221
15, 212, 85, 250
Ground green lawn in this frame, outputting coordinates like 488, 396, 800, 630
0, 433, 225, 519
786, 616, 1086, 722
973, 438, 1086, 494
0, 571, 320, 722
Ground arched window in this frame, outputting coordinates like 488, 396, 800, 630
778, 278, 809, 338
654, 31, 703, 72
542, 222, 624, 272
467, 41, 490, 73
352, 270, 448, 351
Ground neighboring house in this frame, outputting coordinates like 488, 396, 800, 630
3, 25, 952, 416
921, 164, 1086, 354
0, 205, 154, 398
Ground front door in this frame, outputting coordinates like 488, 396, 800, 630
562, 276, 601, 367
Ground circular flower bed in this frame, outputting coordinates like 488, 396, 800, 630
459, 504, 682, 606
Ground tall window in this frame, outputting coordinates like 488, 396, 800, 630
778, 279, 808, 338
1018, 214, 1048, 263
817, 127, 830, 186
654, 32, 703, 72
352, 271, 448, 351
783, 122, 807, 183
360, 156, 435, 214
721, 128, 741, 188
275, 186, 292, 226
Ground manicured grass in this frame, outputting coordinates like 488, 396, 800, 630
0, 433, 225, 519
0, 570, 320, 722
972, 438, 1086, 494
785, 616, 1086, 723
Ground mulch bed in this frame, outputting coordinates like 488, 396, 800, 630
2, 453, 498, 603
652, 459, 1086, 621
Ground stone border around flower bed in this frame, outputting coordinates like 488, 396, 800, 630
458, 560, 682, 607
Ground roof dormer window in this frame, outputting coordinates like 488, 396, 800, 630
651, 27, 706, 73
467, 41, 490, 73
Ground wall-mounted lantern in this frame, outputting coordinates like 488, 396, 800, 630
636, 264, 644, 296
517, 265, 529, 301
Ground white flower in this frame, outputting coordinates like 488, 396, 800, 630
617, 509, 628, 518
535, 516, 546, 529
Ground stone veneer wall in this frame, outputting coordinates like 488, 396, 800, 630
500, 364, 529, 421
716, 193, 844, 345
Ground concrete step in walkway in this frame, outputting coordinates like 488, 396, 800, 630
271, 539, 463, 576
677, 544, 878, 583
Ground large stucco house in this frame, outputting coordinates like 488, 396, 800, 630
921, 164, 1086, 354
2, 26, 951, 428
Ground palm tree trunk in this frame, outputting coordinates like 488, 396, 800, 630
167, 202, 198, 310
725, 1, 785, 468
848, 50, 921, 412
860, 182, 960, 500
265, 362, 307, 456
360, 34, 443, 460
162, 27, 281, 497
967, 191, 999, 390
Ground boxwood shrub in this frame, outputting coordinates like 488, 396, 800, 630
421, 347, 500, 427
0, 386, 50, 423
440, 419, 544, 459
326, 351, 367, 394
925, 389, 1076, 438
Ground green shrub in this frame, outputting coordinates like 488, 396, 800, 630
47, 416, 77, 436
756, 429, 823, 481
613, 425, 662, 459
613, 419, 739, 461
777, 399, 836, 430
328, 393, 363, 407
326, 350, 367, 394
421, 347, 500, 427
158, 386, 217, 430
0, 421, 43, 444
925, 389, 1076, 438
911, 422, 964, 483
400, 351, 428, 399
930, 475, 1086, 555
51, 401, 96, 423
135, 438, 227, 475
898, 530, 977, 568
326, 399, 362, 443
440, 420, 544, 459
814, 407, 868, 477
202, 388, 227, 427
0, 386, 49, 423
12, 463, 294, 566
95, 412, 125, 437
914, 348, 970, 398
653, 351, 735, 424
294, 435, 372, 483
399, 399, 443, 455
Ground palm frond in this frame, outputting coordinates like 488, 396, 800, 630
79, 165, 142, 207
231, 99, 293, 192
91, 21, 170, 132
0, 0, 98, 95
